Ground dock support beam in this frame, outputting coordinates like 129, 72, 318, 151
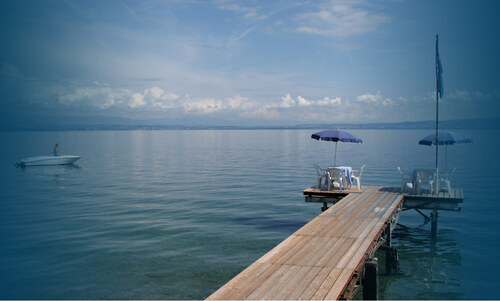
363, 258, 378, 300
431, 208, 438, 240
385, 247, 399, 275
415, 208, 431, 222
383, 224, 399, 275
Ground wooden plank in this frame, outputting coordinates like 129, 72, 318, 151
222, 262, 281, 300
284, 236, 330, 266
246, 264, 295, 299
274, 236, 318, 265
314, 216, 353, 238
257, 234, 304, 263
298, 191, 364, 237
293, 217, 363, 266
269, 265, 317, 300
297, 267, 338, 300
309, 268, 344, 300
326, 186, 377, 217
316, 237, 356, 268
299, 189, 377, 238
338, 189, 384, 217
208, 262, 272, 300
317, 194, 381, 240
334, 218, 381, 269
324, 268, 357, 300
281, 266, 322, 300
313, 211, 367, 240
294, 217, 371, 267
361, 191, 392, 218
206, 262, 267, 300
306, 236, 350, 268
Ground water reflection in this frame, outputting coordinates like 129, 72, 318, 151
17, 164, 82, 179
381, 224, 463, 299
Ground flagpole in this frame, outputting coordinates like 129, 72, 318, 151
435, 34, 440, 194
435, 34, 439, 172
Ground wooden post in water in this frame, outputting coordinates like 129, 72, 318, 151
384, 224, 399, 275
431, 208, 438, 240
363, 258, 378, 300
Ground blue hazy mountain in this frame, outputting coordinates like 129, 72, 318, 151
1, 115, 499, 130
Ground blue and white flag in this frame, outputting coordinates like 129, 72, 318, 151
436, 35, 444, 98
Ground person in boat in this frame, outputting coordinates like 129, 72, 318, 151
53, 143, 60, 156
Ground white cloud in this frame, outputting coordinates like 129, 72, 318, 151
244, 93, 345, 121
129, 93, 145, 108
317, 96, 342, 106
145, 86, 165, 99
356, 92, 393, 106
39, 81, 499, 123
181, 95, 257, 115
226, 95, 255, 110
356, 91, 381, 103
293, 0, 389, 37
183, 98, 221, 114
244, 92, 401, 122
297, 96, 311, 106
142, 86, 180, 109
50, 82, 259, 116
280, 93, 296, 108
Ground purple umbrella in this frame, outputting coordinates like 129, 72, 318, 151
418, 131, 472, 146
311, 129, 363, 166
419, 131, 472, 170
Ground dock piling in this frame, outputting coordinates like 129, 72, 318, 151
363, 258, 379, 300
385, 246, 399, 275
383, 224, 399, 275
431, 208, 438, 240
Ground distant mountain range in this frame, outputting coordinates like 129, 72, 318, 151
1, 115, 499, 131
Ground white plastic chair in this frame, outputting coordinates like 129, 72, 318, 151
327, 168, 347, 191
350, 164, 365, 190
438, 167, 456, 193
398, 167, 413, 193
415, 169, 435, 195
313, 164, 328, 189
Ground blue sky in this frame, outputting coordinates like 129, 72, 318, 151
1, 0, 499, 125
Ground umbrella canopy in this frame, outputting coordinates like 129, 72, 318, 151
311, 130, 363, 143
419, 131, 472, 171
311, 130, 363, 166
419, 131, 473, 146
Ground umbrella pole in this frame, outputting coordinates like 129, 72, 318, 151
445, 145, 448, 172
334, 141, 338, 166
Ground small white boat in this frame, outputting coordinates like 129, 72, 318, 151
17, 155, 82, 167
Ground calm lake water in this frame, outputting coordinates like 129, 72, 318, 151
0, 129, 499, 299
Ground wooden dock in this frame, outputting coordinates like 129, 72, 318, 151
403, 188, 463, 211
304, 186, 464, 212
207, 186, 403, 300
